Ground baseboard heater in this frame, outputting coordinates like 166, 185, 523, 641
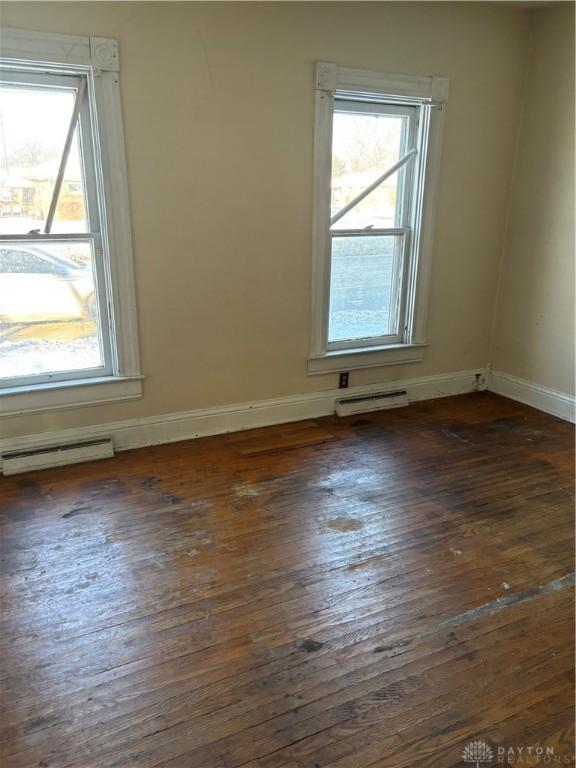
336, 389, 409, 417
1, 438, 114, 476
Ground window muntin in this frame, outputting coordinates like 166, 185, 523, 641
326, 100, 418, 349
0, 67, 113, 387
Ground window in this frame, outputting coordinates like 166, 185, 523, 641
309, 63, 449, 374
0, 29, 141, 414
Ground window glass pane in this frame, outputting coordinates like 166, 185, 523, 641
331, 110, 407, 230
0, 241, 103, 378
0, 84, 88, 235
328, 234, 401, 342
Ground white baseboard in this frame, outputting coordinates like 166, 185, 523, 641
488, 370, 575, 423
0, 368, 486, 469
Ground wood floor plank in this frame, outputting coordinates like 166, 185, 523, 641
226, 420, 338, 456
0, 393, 573, 767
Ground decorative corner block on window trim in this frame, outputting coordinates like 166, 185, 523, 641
89, 37, 119, 72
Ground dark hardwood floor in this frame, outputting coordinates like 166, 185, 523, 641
0, 392, 574, 768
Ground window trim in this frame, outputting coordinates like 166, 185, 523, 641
0, 27, 142, 413
308, 62, 449, 375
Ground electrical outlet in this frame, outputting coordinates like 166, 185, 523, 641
339, 372, 349, 389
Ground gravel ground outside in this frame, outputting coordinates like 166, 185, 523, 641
0, 326, 101, 378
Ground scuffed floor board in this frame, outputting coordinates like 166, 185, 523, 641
227, 418, 338, 456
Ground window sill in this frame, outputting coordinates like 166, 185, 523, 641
307, 343, 427, 375
0, 375, 143, 416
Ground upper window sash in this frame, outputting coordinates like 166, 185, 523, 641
0, 68, 101, 238
330, 99, 417, 233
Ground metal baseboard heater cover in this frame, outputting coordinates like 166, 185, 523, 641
1, 438, 114, 476
336, 389, 409, 417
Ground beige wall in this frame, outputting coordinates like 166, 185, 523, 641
0, 2, 531, 439
491, 3, 575, 395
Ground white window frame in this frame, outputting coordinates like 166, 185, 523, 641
308, 62, 449, 375
0, 27, 142, 415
